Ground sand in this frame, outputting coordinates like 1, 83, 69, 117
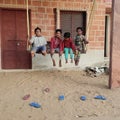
0, 70, 120, 120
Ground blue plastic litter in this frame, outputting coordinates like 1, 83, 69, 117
94, 95, 106, 100
80, 96, 86, 101
59, 95, 65, 100
29, 102, 41, 108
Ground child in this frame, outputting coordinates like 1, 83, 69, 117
50, 29, 63, 67
63, 32, 75, 63
74, 27, 89, 66
29, 27, 47, 57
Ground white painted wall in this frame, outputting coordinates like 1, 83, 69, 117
32, 50, 109, 70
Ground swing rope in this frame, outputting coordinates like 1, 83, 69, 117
26, 0, 30, 51
83, 0, 96, 53
86, 0, 96, 36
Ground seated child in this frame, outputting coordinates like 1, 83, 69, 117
50, 29, 63, 67
63, 32, 76, 63
74, 27, 89, 66
29, 27, 47, 57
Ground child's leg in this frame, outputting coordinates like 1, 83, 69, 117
40, 46, 47, 56
51, 53, 56, 66
31, 51, 35, 57
64, 48, 69, 63
59, 55, 62, 67
75, 51, 81, 66
69, 48, 74, 63
31, 46, 37, 57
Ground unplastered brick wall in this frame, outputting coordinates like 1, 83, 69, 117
0, 0, 107, 49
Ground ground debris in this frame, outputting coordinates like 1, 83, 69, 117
85, 65, 109, 77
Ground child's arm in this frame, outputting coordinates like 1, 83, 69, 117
50, 38, 54, 52
83, 35, 89, 44
29, 36, 35, 45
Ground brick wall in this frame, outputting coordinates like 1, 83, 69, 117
0, 0, 108, 49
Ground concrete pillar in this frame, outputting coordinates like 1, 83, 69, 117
109, 0, 120, 88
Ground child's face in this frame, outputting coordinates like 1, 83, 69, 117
35, 30, 41, 36
64, 38, 69, 41
77, 29, 83, 35
56, 31, 62, 38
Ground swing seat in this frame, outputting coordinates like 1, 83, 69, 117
35, 41, 59, 54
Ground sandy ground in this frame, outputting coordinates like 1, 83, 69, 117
0, 70, 120, 120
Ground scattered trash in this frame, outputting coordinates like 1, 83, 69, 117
29, 102, 41, 108
22, 94, 30, 100
59, 95, 65, 101
44, 88, 50, 93
75, 115, 83, 118
94, 95, 106, 100
85, 65, 109, 77
80, 96, 87, 101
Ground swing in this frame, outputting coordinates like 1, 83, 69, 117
26, 0, 50, 55
82, 0, 96, 53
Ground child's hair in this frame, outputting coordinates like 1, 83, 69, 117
64, 32, 71, 38
55, 29, 62, 34
76, 27, 83, 32
34, 27, 41, 33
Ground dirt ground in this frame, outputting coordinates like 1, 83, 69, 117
0, 69, 120, 120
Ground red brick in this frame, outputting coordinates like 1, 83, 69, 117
47, 26, 55, 31
50, 2, 58, 7
42, 2, 50, 7
17, 0, 25, 5
38, 8, 46, 13
11, 0, 17, 4
4, 0, 11, 4
0, 0, 4, 4
97, 36, 104, 41
91, 25, 99, 30
32, 1, 41, 6
46, 8, 53, 14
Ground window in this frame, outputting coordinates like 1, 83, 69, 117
60, 11, 86, 38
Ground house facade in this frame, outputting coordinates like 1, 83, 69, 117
0, 0, 112, 69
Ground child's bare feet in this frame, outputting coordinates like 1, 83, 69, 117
66, 60, 68, 63
75, 60, 79, 66
52, 59, 56, 66
71, 59, 73, 63
31, 53, 35, 57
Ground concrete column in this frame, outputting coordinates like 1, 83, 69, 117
109, 0, 120, 88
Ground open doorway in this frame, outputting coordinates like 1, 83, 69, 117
104, 14, 111, 57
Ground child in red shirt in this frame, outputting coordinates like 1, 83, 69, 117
63, 32, 75, 63
50, 29, 63, 67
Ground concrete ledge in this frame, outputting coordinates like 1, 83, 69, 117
32, 50, 108, 70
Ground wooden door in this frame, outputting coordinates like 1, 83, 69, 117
1, 9, 31, 69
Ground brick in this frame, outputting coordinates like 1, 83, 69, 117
46, 8, 53, 14
97, 36, 104, 41
11, 0, 17, 4
50, 2, 58, 7
0, 0, 4, 4
90, 25, 99, 30
17, 0, 25, 5
4, 0, 11, 4
47, 26, 55, 31
32, 1, 41, 6
41, 2, 50, 7
38, 7, 46, 13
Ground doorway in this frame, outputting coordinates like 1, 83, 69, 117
104, 15, 110, 57
0, 9, 31, 69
